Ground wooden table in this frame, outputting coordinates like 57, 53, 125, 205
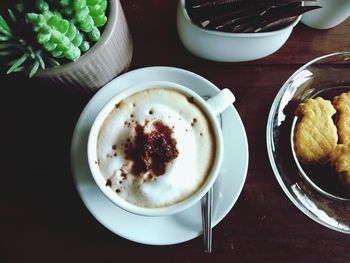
1, 1, 350, 262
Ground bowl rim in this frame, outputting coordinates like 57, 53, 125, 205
179, 0, 302, 37
36, 0, 118, 75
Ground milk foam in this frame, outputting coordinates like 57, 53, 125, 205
97, 88, 215, 207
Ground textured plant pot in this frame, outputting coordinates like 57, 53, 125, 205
35, 0, 133, 93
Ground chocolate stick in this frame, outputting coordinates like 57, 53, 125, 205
190, 0, 317, 9
186, 0, 321, 33
231, 5, 321, 32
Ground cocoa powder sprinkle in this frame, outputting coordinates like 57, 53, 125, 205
124, 121, 178, 177
106, 179, 112, 187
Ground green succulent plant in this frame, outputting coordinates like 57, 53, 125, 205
0, 0, 108, 77
0, 9, 60, 77
26, 11, 83, 61
49, 0, 107, 42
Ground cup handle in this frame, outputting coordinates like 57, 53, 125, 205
206, 88, 235, 116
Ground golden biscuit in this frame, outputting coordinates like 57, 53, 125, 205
294, 97, 338, 164
332, 91, 350, 144
331, 143, 350, 190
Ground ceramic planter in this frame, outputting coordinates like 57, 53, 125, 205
35, 0, 133, 93
301, 0, 350, 29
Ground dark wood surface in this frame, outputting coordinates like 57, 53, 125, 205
1, 1, 350, 262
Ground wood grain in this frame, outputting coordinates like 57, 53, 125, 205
0, 1, 350, 262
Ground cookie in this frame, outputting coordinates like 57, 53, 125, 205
293, 97, 338, 164
331, 143, 350, 190
332, 91, 350, 144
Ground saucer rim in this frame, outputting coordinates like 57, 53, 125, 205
71, 66, 249, 244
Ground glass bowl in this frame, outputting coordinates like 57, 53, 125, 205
267, 52, 350, 233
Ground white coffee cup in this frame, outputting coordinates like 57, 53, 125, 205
87, 81, 235, 216
301, 0, 350, 29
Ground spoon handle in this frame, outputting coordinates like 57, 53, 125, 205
202, 187, 213, 253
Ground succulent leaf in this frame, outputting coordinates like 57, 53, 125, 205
36, 52, 46, 69
7, 9, 17, 23
0, 42, 15, 49
7, 54, 28, 74
93, 13, 107, 27
0, 50, 17, 56
29, 60, 40, 78
11, 66, 24, 73
79, 40, 90, 52
43, 41, 57, 51
0, 35, 11, 41
0, 16, 12, 35
87, 0, 100, 5
36, 0, 50, 13
88, 26, 100, 42
47, 57, 60, 66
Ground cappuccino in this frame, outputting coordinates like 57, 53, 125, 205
96, 87, 216, 208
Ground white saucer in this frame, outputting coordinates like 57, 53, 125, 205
71, 66, 248, 245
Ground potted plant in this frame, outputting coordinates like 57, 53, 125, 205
0, 0, 133, 92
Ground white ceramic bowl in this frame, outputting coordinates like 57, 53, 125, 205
176, 0, 301, 62
301, 0, 350, 29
